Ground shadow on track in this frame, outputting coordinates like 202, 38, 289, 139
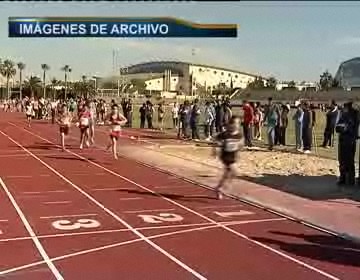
44, 155, 96, 162
237, 174, 360, 203
251, 232, 360, 267
116, 188, 217, 203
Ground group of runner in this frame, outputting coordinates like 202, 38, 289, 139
20, 96, 244, 199
23, 97, 127, 160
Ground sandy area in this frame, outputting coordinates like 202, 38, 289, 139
158, 145, 339, 178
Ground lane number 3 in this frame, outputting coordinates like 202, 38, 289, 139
138, 213, 184, 224
52, 219, 101, 230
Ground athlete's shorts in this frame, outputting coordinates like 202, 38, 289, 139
60, 126, 70, 135
110, 130, 121, 140
79, 125, 89, 133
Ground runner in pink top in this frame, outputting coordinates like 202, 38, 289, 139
77, 103, 91, 150
105, 104, 127, 159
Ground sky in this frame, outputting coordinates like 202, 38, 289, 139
1, 1, 360, 82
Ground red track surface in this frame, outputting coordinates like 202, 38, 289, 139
0, 113, 359, 279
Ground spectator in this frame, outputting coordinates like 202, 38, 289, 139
204, 101, 215, 141
336, 101, 359, 186
179, 101, 190, 139
126, 99, 133, 128
158, 102, 165, 131
139, 103, 146, 128
253, 102, 263, 140
171, 102, 179, 129
293, 100, 304, 151
242, 100, 254, 147
190, 99, 201, 140
322, 100, 338, 148
215, 100, 223, 133
302, 102, 313, 154
279, 104, 290, 146
264, 97, 279, 151
145, 100, 154, 129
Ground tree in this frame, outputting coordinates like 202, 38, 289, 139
24, 76, 42, 97
51, 78, 60, 100
248, 76, 265, 89
41, 64, 50, 98
288, 80, 296, 88
267, 76, 277, 89
17, 62, 25, 100
61, 65, 71, 100
319, 70, 333, 91
73, 76, 96, 99
0, 59, 16, 99
130, 78, 146, 94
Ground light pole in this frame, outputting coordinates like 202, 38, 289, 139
119, 67, 128, 98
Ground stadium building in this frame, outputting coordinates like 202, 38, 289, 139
334, 57, 360, 90
101, 61, 266, 96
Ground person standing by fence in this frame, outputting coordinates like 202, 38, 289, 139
293, 100, 304, 151
204, 101, 215, 141
264, 97, 279, 151
335, 101, 359, 186
322, 100, 338, 148
242, 100, 254, 147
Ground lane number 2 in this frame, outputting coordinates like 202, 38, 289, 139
138, 213, 184, 224
52, 219, 101, 231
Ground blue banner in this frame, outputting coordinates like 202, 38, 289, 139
8, 17, 238, 38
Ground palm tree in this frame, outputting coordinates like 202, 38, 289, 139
17, 62, 25, 100
320, 70, 333, 91
51, 78, 60, 100
73, 75, 96, 99
61, 65, 71, 100
24, 76, 42, 97
41, 64, 50, 99
267, 76, 277, 89
0, 59, 16, 99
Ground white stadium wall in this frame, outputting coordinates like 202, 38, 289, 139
144, 76, 180, 92
189, 65, 256, 89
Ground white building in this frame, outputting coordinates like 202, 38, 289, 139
119, 61, 265, 94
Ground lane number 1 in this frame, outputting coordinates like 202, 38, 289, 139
52, 219, 101, 231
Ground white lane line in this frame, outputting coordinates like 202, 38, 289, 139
123, 208, 176, 214
22, 190, 68, 194
0, 220, 8, 222
0, 218, 288, 243
119, 197, 143, 201
0, 218, 291, 275
0, 222, 209, 242
1, 129, 206, 280
91, 187, 133, 192
40, 214, 98, 220
0, 177, 64, 280
4, 174, 51, 179
196, 205, 242, 210
43, 201, 72, 205
4, 175, 33, 179
0, 222, 223, 276
154, 185, 187, 189
17, 128, 342, 280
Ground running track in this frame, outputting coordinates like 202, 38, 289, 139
0, 114, 359, 279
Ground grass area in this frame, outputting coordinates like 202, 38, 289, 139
128, 105, 357, 162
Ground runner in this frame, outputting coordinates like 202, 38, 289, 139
25, 101, 34, 127
77, 103, 91, 150
89, 100, 97, 145
105, 104, 127, 160
57, 104, 72, 151
213, 116, 244, 199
